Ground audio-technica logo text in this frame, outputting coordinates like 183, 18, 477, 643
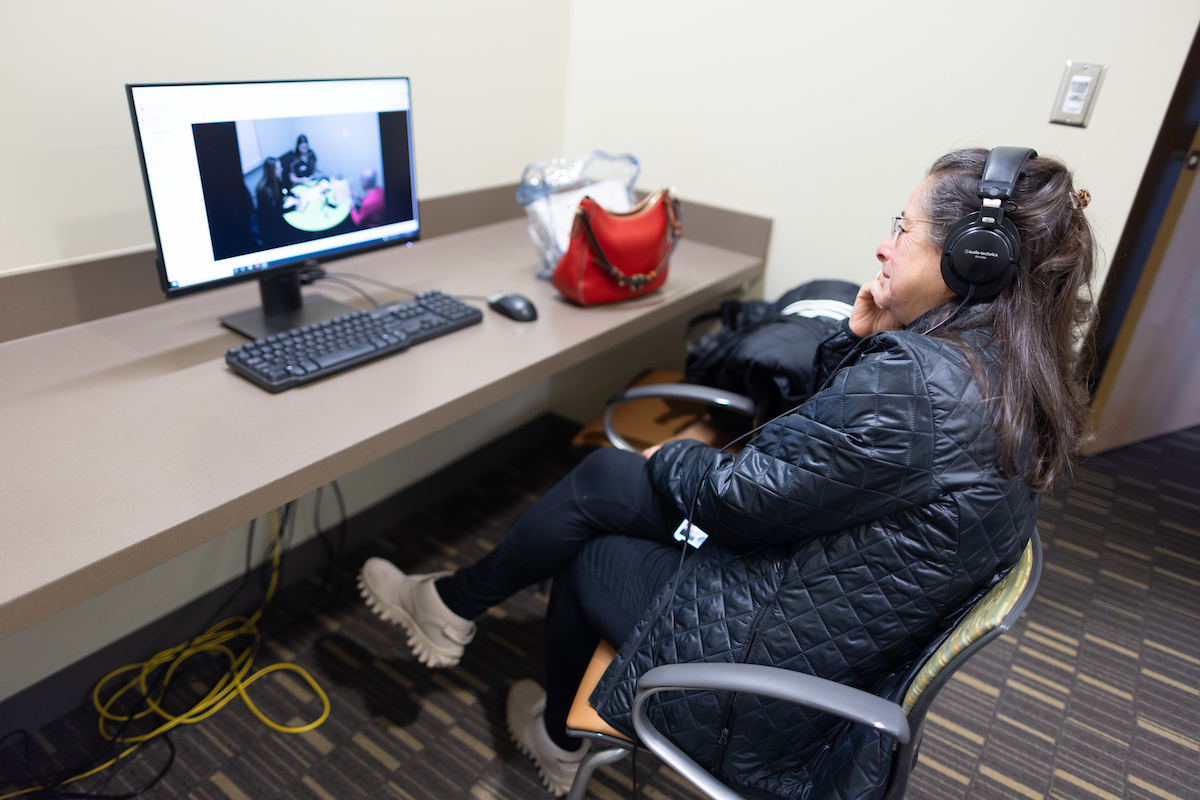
966, 249, 999, 259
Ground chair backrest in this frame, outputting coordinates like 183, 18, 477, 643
883, 527, 1043, 800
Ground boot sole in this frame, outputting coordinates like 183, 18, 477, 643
358, 571, 462, 669
506, 715, 575, 797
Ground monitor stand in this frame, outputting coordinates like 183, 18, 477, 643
220, 269, 354, 340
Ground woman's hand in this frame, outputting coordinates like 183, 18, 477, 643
641, 443, 663, 459
849, 275, 901, 338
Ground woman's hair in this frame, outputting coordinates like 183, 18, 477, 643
917, 149, 1096, 495
295, 134, 309, 152
257, 156, 281, 201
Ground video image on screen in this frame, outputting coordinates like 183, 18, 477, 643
193, 110, 414, 262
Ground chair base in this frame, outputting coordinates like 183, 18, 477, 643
564, 738, 636, 800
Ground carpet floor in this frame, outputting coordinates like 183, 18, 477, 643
2, 426, 1197, 800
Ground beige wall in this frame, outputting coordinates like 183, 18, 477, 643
562, 1, 1200, 299
0, 0, 569, 274
6, 1, 1196, 288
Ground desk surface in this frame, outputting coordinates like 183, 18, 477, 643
0, 219, 761, 640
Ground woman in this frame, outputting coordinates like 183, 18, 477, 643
360, 149, 1095, 798
286, 134, 317, 186
255, 156, 288, 247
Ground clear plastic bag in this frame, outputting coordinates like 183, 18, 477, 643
516, 151, 640, 279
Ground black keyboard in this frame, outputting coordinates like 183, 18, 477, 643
225, 291, 483, 392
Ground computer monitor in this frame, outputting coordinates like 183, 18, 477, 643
127, 78, 419, 339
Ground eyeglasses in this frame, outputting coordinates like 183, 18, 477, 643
890, 215, 932, 240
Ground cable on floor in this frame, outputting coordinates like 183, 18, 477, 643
0, 509, 331, 800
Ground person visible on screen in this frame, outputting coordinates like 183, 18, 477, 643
286, 134, 318, 186
351, 168, 385, 227
255, 157, 288, 247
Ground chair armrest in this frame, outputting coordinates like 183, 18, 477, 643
603, 384, 757, 453
630, 664, 910, 800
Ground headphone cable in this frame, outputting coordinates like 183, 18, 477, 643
923, 287, 974, 336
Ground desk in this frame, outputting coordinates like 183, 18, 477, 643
0, 218, 761, 641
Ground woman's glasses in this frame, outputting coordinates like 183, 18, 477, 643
890, 216, 932, 240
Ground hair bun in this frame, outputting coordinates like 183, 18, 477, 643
1071, 189, 1091, 210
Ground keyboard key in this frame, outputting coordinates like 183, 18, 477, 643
313, 341, 376, 369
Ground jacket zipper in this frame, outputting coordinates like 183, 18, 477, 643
712, 600, 775, 772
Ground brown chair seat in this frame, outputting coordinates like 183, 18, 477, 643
572, 369, 745, 453
565, 640, 630, 741
572, 369, 695, 452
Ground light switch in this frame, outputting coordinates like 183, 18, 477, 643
1050, 61, 1107, 127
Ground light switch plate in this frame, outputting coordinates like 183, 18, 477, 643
1050, 61, 1107, 127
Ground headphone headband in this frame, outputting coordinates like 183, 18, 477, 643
978, 147, 1037, 201
940, 146, 1037, 300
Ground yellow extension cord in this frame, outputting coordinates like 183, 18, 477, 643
1, 510, 332, 800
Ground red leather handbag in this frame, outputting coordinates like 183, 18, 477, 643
551, 188, 682, 305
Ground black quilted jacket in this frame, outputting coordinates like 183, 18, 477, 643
590, 320, 1034, 800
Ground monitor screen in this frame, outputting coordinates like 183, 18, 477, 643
128, 78, 418, 297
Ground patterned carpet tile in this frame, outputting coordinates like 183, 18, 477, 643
906, 427, 1200, 800
2, 427, 1197, 800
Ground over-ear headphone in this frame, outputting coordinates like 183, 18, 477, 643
940, 146, 1036, 300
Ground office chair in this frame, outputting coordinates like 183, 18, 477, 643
563, 529, 1043, 800
573, 280, 859, 453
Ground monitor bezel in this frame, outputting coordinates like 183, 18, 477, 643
126, 77, 420, 300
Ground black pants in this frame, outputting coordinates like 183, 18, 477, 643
436, 447, 686, 749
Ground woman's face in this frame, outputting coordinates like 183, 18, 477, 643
298, 140, 309, 154
874, 176, 956, 325
273, 161, 283, 179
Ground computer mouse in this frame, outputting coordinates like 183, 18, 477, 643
487, 292, 538, 322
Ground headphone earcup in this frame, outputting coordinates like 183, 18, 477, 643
940, 213, 1021, 300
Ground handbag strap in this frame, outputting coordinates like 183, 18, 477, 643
573, 189, 683, 290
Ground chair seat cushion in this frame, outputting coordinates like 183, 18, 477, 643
566, 640, 630, 741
